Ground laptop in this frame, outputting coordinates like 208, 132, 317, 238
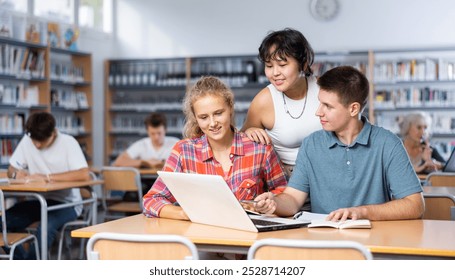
157, 171, 310, 232
443, 148, 455, 172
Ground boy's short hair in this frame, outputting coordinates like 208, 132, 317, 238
317, 66, 369, 110
144, 112, 167, 129
25, 111, 56, 141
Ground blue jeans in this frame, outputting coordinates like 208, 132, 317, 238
1, 200, 78, 259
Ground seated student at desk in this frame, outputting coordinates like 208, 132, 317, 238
112, 112, 179, 170
2, 112, 90, 259
142, 76, 287, 221
398, 112, 446, 174
254, 66, 424, 221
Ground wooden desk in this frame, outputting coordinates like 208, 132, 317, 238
417, 174, 427, 181
1, 179, 103, 260
91, 167, 158, 179
72, 214, 455, 259
423, 186, 455, 196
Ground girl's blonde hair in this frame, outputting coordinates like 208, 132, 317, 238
182, 76, 235, 138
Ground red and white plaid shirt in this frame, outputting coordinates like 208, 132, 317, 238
143, 131, 287, 217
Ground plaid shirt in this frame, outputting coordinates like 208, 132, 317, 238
143, 131, 287, 217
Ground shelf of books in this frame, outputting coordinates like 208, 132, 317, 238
371, 47, 455, 159
50, 48, 93, 164
0, 36, 48, 169
0, 35, 93, 168
104, 55, 266, 164
104, 53, 376, 164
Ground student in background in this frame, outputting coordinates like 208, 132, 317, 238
398, 112, 445, 174
241, 28, 322, 178
142, 76, 287, 221
253, 66, 424, 221
3, 111, 89, 259
113, 112, 179, 169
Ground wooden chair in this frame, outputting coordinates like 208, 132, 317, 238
86, 232, 199, 260
423, 193, 455, 220
0, 189, 40, 260
100, 166, 143, 221
425, 172, 455, 186
247, 238, 373, 260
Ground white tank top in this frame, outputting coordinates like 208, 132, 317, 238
266, 76, 322, 165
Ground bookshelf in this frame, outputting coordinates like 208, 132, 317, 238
0, 36, 93, 168
104, 53, 376, 164
104, 55, 265, 164
370, 47, 455, 159
50, 48, 93, 164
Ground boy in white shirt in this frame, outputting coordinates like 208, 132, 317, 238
113, 112, 179, 169
4, 112, 90, 259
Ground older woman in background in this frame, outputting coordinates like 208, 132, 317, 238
399, 112, 445, 174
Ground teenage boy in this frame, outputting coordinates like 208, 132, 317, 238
254, 66, 424, 221
4, 111, 89, 259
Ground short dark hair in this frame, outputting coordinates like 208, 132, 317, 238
258, 28, 314, 76
144, 112, 167, 129
25, 111, 56, 141
317, 66, 369, 110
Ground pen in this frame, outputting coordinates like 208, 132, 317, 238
239, 199, 258, 204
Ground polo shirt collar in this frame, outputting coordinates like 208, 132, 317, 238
326, 116, 371, 148
200, 129, 244, 162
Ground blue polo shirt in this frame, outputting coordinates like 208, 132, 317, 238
288, 117, 422, 214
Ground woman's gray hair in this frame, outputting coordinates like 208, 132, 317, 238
398, 111, 432, 137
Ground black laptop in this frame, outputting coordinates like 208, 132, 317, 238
443, 148, 455, 172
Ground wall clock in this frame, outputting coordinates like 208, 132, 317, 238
310, 0, 340, 22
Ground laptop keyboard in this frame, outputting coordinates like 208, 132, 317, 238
251, 219, 283, 226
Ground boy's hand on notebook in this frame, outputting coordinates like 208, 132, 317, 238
327, 207, 361, 222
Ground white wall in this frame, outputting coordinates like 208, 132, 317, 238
114, 0, 455, 57
78, 29, 115, 167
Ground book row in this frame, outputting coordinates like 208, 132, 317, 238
51, 88, 89, 110
54, 114, 86, 136
374, 58, 455, 82
0, 138, 19, 165
0, 83, 39, 107
0, 43, 46, 78
50, 60, 85, 84
374, 87, 455, 109
0, 112, 25, 134
110, 100, 251, 113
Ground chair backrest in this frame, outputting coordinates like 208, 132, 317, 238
423, 193, 455, 220
425, 172, 455, 187
100, 166, 143, 204
247, 238, 373, 260
86, 232, 199, 260
0, 189, 7, 245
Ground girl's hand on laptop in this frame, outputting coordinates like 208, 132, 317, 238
254, 192, 276, 214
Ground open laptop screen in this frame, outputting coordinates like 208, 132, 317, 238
443, 148, 455, 172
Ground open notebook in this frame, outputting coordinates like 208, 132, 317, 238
157, 171, 310, 232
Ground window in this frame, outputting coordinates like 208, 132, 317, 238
79, 0, 112, 33
34, 0, 75, 24
0, 0, 27, 12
